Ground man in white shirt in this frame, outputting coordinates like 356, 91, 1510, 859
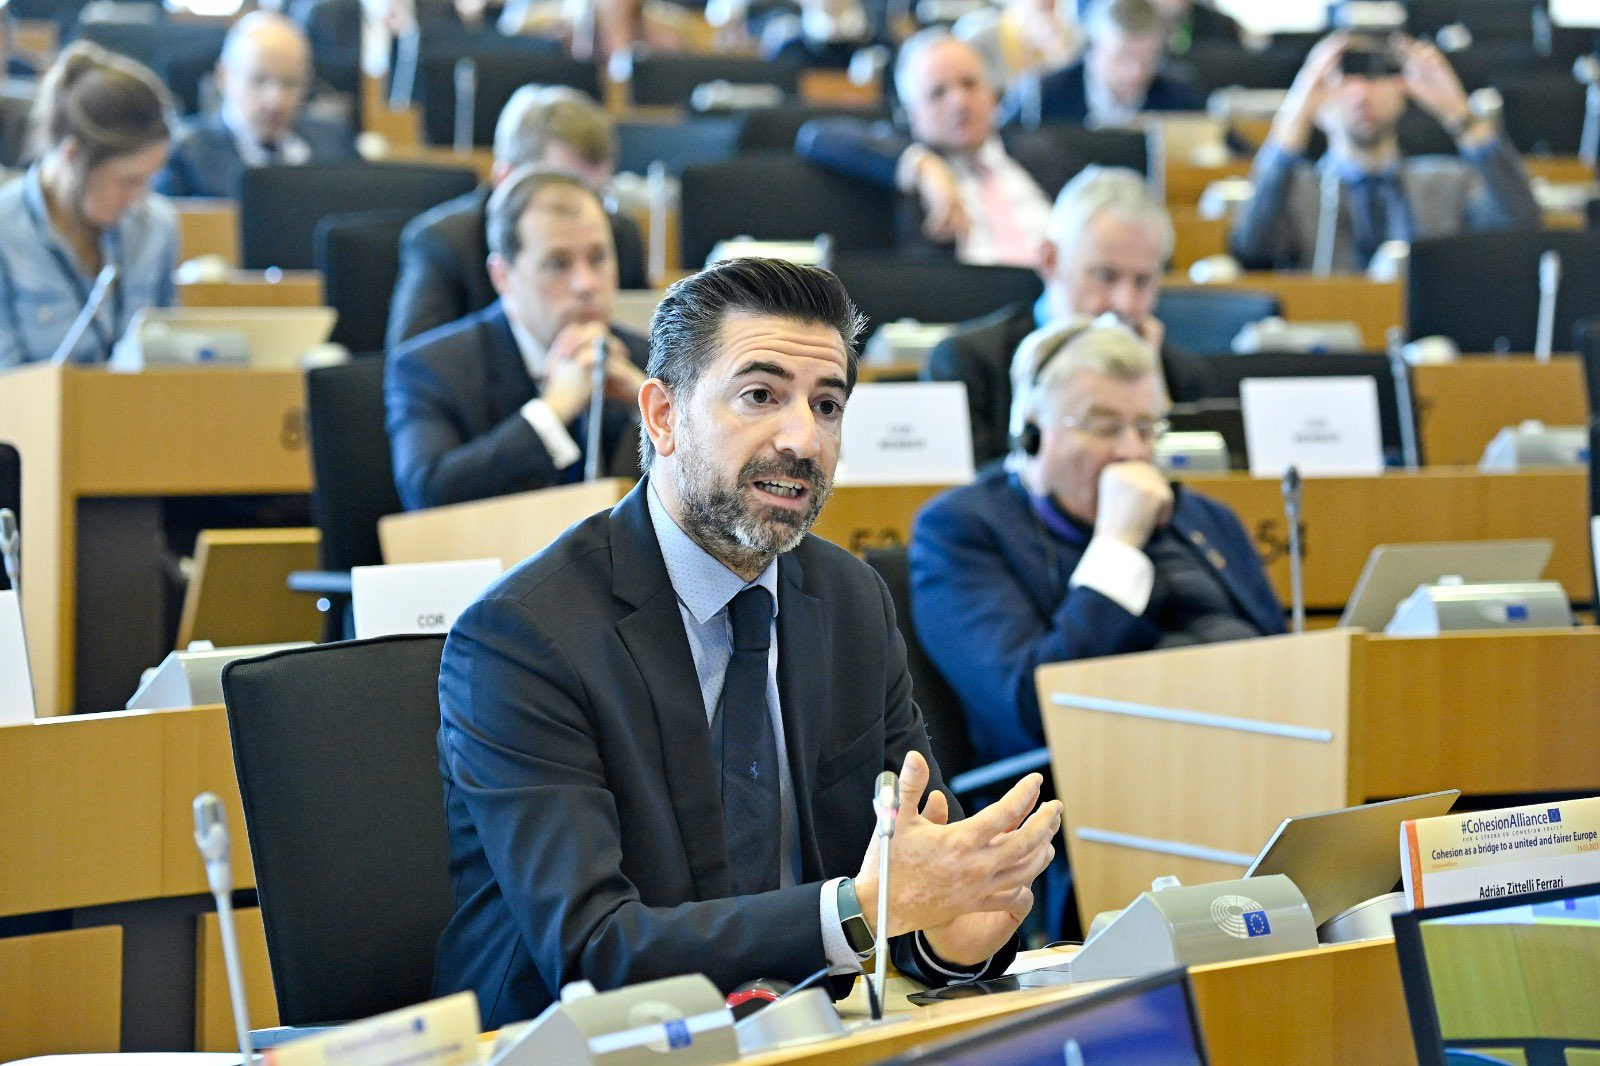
385, 167, 649, 511
154, 11, 360, 198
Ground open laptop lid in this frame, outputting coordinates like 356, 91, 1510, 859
1246, 791, 1460, 927
1339, 540, 1552, 630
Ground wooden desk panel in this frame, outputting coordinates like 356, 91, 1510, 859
1163, 273, 1402, 349
0, 927, 123, 1061
174, 200, 241, 266
177, 271, 324, 308
1412, 357, 1587, 467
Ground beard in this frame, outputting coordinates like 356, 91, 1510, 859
671, 434, 832, 573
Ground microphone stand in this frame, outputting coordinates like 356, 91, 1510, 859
193, 792, 254, 1065
1281, 466, 1304, 634
1311, 168, 1340, 278
50, 265, 118, 365
452, 57, 478, 156
1387, 328, 1421, 470
1, 509, 19, 598
871, 771, 898, 1020
1536, 250, 1561, 364
584, 335, 608, 482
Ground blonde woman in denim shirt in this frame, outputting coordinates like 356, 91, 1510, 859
0, 42, 175, 369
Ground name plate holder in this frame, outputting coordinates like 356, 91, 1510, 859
351, 558, 503, 639
1402, 796, 1600, 908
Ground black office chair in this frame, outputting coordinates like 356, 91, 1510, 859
1200, 351, 1419, 466
417, 45, 600, 147
1404, 0, 1536, 42
1407, 230, 1600, 354
615, 116, 743, 177
829, 254, 1043, 333
627, 54, 801, 108
71, 19, 228, 114
1173, 40, 1305, 92
1494, 73, 1587, 156
239, 161, 478, 270
290, 358, 405, 639
1154, 288, 1281, 356
736, 103, 889, 153
678, 153, 897, 269
314, 209, 415, 356
1005, 123, 1149, 180
221, 635, 454, 1028
0, 442, 17, 594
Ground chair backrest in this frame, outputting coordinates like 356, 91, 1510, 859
678, 153, 897, 268
1404, 0, 1535, 41
1407, 229, 1600, 354
240, 161, 478, 270
417, 44, 600, 147
1494, 73, 1586, 155
1199, 351, 1417, 465
221, 635, 453, 1026
735, 103, 889, 153
72, 19, 228, 113
315, 209, 415, 355
830, 254, 1043, 333
627, 54, 800, 108
1175, 41, 1304, 91
615, 116, 743, 177
304, 358, 404, 572
864, 546, 977, 783
1154, 287, 1282, 356
1004, 123, 1149, 180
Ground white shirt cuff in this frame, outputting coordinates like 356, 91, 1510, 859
819, 877, 866, 971
1068, 535, 1155, 616
912, 930, 987, 979
896, 143, 933, 193
520, 398, 583, 470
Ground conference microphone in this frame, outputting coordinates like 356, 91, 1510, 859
193, 792, 255, 1065
49, 264, 117, 366
389, 28, 421, 112
870, 770, 898, 1019
584, 334, 607, 482
1386, 327, 1421, 470
0, 508, 18, 596
1281, 466, 1304, 634
452, 57, 477, 156
1311, 168, 1340, 278
1576, 55, 1600, 167
1535, 250, 1561, 364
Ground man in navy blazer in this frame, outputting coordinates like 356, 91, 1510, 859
386, 168, 648, 510
997, 0, 1203, 128
433, 258, 1059, 1026
153, 12, 358, 198
911, 320, 1282, 767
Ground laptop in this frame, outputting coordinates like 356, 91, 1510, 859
1244, 791, 1460, 926
1339, 540, 1553, 630
119, 307, 337, 369
1392, 882, 1600, 1065
884, 968, 1209, 1065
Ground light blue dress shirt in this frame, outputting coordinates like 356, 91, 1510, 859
0, 165, 176, 369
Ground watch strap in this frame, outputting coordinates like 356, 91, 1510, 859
836, 878, 875, 957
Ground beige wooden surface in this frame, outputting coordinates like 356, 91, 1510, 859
1169, 204, 1228, 268
0, 927, 123, 1061
174, 200, 242, 266
1166, 156, 1592, 209
0, 365, 311, 714
177, 528, 324, 649
1412, 356, 1588, 467
1163, 272, 1402, 349
177, 271, 325, 309
197, 908, 279, 1051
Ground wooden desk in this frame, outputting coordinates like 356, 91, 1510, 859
1163, 272, 1402, 349
1412, 356, 1587, 466
173, 200, 240, 266
1165, 156, 1594, 210
177, 270, 325, 309
0, 365, 311, 716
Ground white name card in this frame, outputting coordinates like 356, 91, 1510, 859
1240, 376, 1385, 478
835, 382, 975, 486
0, 591, 34, 725
1401, 796, 1600, 909
265, 991, 480, 1066
352, 559, 503, 640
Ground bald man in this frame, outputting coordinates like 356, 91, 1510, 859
155, 11, 359, 198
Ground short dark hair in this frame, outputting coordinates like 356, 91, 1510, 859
485, 164, 608, 263
640, 257, 866, 470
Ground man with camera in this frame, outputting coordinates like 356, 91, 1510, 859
1229, 31, 1539, 272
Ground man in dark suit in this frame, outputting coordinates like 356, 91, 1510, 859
386, 85, 646, 350
925, 165, 1210, 464
153, 11, 359, 198
386, 168, 648, 511
796, 30, 1068, 267
433, 257, 1060, 1027
912, 320, 1282, 766
998, 0, 1203, 128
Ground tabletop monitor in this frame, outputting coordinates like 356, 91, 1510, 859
883, 968, 1209, 1066
1392, 882, 1600, 1065
1339, 540, 1552, 630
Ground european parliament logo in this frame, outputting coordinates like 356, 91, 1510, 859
1211, 894, 1272, 939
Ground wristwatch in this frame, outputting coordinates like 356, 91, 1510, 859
836, 878, 875, 958
1445, 87, 1503, 138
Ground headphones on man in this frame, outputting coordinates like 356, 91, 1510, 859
1008, 316, 1118, 458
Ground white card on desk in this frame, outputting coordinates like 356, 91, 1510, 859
1240, 376, 1385, 477
0, 591, 33, 725
835, 382, 975, 486
351, 559, 502, 640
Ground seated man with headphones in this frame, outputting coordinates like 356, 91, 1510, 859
908, 319, 1284, 767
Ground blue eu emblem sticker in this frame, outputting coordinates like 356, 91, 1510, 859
1243, 910, 1271, 937
664, 1020, 692, 1050
1549, 808, 1563, 824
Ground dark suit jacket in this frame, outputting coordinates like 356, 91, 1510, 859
386, 187, 649, 350
997, 61, 1206, 129
924, 301, 1214, 465
152, 112, 360, 198
384, 300, 649, 510
910, 466, 1284, 765
433, 480, 1016, 1026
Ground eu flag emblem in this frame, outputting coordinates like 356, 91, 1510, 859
1243, 910, 1271, 937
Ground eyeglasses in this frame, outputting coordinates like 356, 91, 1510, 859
1057, 414, 1170, 444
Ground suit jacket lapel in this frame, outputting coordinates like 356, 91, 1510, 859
776, 549, 827, 881
609, 482, 732, 899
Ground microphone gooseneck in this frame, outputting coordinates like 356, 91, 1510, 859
193, 793, 254, 1065
584, 334, 607, 482
1535, 250, 1561, 364
1311, 168, 1340, 278
870, 770, 898, 1020
50, 264, 118, 366
1281, 466, 1305, 634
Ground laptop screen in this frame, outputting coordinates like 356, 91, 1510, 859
1393, 884, 1600, 1064
886, 969, 1208, 1065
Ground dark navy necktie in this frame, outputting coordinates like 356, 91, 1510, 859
719, 585, 780, 896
